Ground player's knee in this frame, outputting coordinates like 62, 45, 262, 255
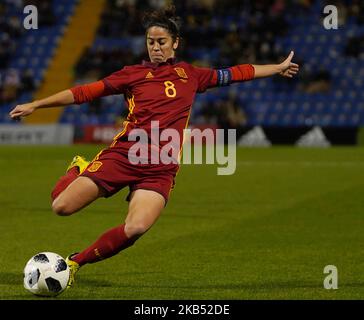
124, 221, 150, 238
51, 198, 74, 216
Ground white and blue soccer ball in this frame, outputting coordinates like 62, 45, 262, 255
24, 252, 70, 297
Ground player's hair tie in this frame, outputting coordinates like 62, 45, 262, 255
168, 18, 178, 29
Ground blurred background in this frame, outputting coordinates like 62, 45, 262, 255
0, 0, 363, 145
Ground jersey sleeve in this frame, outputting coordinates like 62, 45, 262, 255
190, 64, 255, 94
70, 81, 108, 104
70, 67, 132, 104
191, 65, 215, 93
102, 66, 132, 94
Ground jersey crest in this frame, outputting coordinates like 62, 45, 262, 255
87, 161, 103, 173
174, 67, 188, 79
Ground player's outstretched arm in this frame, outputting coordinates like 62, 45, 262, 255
206, 51, 299, 89
9, 89, 74, 120
253, 51, 299, 79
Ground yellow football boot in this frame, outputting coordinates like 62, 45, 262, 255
65, 253, 80, 289
66, 155, 89, 174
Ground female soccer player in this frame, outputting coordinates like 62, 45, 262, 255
9, 6, 299, 288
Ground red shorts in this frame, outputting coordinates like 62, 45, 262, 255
81, 143, 178, 204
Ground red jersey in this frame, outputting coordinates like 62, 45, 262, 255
70, 59, 255, 201
71, 59, 255, 158
103, 59, 213, 145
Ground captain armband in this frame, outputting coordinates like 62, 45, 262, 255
216, 69, 232, 87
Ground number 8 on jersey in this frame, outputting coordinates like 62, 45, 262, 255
164, 81, 176, 98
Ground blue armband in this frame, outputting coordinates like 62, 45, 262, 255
216, 69, 232, 86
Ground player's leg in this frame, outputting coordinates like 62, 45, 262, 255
64, 160, 174, 288
68, 189, 165, 267
52, 176, 106, 216
51, 155, 90, 202
124, 189, 165, 238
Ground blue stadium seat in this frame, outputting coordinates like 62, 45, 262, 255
4, 0, 362, 128
0, 0, 79, 122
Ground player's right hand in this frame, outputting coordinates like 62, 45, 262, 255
9, 102, 37, 120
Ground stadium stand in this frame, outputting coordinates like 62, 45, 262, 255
1, 0, 363, 130
0, 0, 78, 123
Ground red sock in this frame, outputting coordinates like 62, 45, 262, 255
72, 224, 136, 266
51, 167, 79, 201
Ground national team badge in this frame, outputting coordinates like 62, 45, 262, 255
87, 161, 103, 172
174, 67, 188, 79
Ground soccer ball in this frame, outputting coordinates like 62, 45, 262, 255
23, 252, 70, 297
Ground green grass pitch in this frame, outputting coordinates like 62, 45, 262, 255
0, 145, 363, 300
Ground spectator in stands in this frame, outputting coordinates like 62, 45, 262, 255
1, 69, 20, 103
90, 0, 291, 74
3, 0, 23, 8
7, 16, 23, 38
198, 92, 246, 130
299, 68, 332, 94
216, 93, 247, 133
0, 13, 19, 70
294, 0, 315, 11
0, 42, 11, 70
0, 71, 3, 101
74, 47, 140, 82
97, 0, 146, 37
20, 69, 36, 94
69, 0, 363, 133
198, 100, 219, 125
348, 0, 364, 24
0, 68, 35, 104
345, 35, 364, 58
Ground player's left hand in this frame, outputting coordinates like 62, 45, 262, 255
279, 51, 299, 78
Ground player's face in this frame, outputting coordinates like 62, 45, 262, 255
146, 26, 179, 63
